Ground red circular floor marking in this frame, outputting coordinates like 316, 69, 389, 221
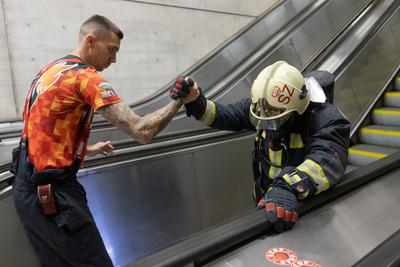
275, 252, 288, 261
266, 247, 297, 265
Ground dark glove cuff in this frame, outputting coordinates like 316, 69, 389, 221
272, 177, 295, 194
184, 88, 207, 120
275, 167, 316, 199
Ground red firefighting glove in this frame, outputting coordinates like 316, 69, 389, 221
169, 76, 194, 100
257, 178, 299, 232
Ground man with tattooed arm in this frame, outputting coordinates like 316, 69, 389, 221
12, 14, 195, 267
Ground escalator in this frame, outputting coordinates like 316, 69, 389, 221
126, 0, 400, 266
1, 0, 398, 267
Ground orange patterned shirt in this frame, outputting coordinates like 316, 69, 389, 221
23, 55, 122, 172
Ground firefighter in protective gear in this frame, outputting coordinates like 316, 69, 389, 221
174, 61, 351, 232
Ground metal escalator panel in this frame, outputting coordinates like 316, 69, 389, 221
0, 132, 256, 267
79, 135, 255, 266
0, 189, 40, 267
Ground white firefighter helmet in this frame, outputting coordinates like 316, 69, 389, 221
249, 61, 311, 131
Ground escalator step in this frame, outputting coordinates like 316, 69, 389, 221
384, 91, 400, 107
372, 107, 400, 126
348, 144, 399, 166
359, 125, 400, 147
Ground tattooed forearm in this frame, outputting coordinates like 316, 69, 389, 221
143, 100, 182, 138
99, 102, 139, 135
99, 100, 182, 144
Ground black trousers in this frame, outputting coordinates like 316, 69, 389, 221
12, 146, 113, 267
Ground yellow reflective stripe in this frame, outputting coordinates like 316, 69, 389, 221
348, 148, 387, 158
297, 159, 330, 194
290, 133, 304, 148
199, 100, 216, 126
282, 172, 309, 199
282, 173, 301, 185
385, 92, 400, 97
261, 130, 266, 139
361, 128, 400, 137
268, 149, 282, 179
373, 109, 400, 115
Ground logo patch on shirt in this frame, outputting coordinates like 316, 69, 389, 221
99, 82, 113, 90
99, 82, 117, 99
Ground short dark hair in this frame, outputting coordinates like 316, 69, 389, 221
80, 15, 124, 41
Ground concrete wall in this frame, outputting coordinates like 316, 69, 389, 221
0, 2, 16, 120
0, 0, 277, 122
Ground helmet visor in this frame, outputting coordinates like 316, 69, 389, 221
251, 98, 286, 118
250, 99, 292, 131
249, 111, 292, 131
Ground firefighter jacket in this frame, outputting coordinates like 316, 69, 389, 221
185, 76, 351, 202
